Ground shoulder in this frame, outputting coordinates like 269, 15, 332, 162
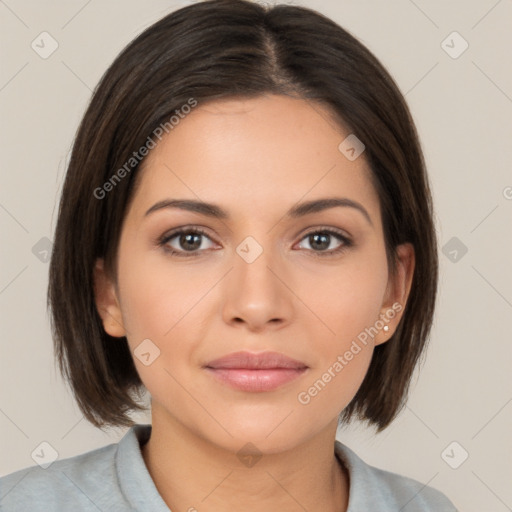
0, 433, 131, 511
335, 441, 457, 512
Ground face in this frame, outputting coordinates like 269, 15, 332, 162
95, 94, 414, 454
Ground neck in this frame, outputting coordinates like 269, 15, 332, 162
141, 405, 349, 512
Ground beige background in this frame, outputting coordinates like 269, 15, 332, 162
1, 0, 511, 510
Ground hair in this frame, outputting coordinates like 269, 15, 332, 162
48, 0, 438, 432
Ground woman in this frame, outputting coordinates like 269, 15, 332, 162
0, 0, 456, 510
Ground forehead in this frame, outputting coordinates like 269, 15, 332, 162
130, 94, 380, 225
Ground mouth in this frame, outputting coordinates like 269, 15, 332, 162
204, 351, 308, 392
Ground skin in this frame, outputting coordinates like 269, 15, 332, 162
94, 94, 414, 512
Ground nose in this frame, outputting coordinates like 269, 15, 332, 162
221, 240, 294, 333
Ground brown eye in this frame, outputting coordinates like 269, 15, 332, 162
297, 229, 352, 256
306, 233, 332, 251
159, 228, 216, 256
175, 232, 203, 251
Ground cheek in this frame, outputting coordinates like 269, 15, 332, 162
294, 250, 388, 412
116, 255, 210, 401
117, 250, 208, 341
305, 247, 389, 347
115, 248, 227, 393
295, 302, 380, 422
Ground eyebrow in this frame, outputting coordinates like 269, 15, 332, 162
145, 197, 373, 226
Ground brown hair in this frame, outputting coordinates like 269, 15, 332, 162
48, 0, 438, 432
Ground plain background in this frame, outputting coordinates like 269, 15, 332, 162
1, 0, 511, 510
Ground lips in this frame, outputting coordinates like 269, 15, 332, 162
205, 351, 308, 370
204, 351, 308, 392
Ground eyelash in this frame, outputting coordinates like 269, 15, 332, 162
157, 226, 353, 258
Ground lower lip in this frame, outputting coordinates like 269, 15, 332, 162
205, 367, 307, 392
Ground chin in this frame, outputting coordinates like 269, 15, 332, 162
202, 411, 318, 455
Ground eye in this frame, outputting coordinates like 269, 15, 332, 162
296, 228, 352, 256
158, 227, 217, 257
157, 226, 353, 258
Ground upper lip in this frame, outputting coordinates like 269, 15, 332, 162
205, 351, 308, 370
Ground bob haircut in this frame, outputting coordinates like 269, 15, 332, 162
48, 0, 438, 432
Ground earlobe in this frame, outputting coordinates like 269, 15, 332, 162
375, 243, 415, 346
93, 259, 126, 338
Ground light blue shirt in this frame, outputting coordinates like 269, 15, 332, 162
0, 424, 457, 511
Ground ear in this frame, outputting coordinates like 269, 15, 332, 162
93, 258, 126, 337
374, 243, 415, 346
